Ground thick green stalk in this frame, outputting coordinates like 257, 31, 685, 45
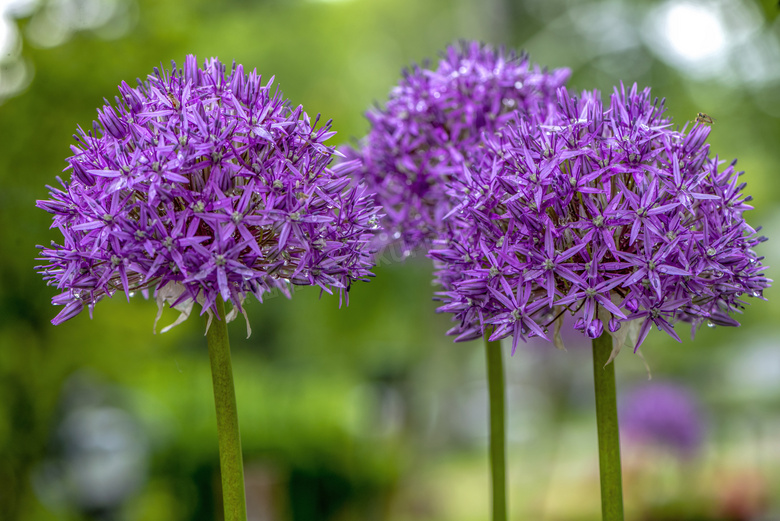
592, 331, 624, 521
206, 298, 247, 521
485, 335, 507, 521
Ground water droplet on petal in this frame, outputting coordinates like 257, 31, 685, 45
706, 320, 715, 328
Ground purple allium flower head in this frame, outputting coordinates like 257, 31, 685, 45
37, 56, 380, 330
619, 382, 704, 458
346, 41, 570, 253
431, 83, 770, 356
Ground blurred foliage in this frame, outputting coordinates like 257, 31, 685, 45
1, 0, 780, 520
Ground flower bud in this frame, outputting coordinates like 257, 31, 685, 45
609, 317, 622, 333
586, 319, 604, 339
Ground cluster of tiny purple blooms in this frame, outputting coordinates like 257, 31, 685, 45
37, 56, 379, 327
346, 41, 570, 253
37, 42, 770, 353
353, 42, 770, 353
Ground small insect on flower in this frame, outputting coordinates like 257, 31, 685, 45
166, 90, 180, 110
696, 112, 714, 125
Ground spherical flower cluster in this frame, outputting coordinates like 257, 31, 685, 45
431, 84, 770, 355
619, 382, 704, 458
37, 56, 380, 329
347, 41, 570, 253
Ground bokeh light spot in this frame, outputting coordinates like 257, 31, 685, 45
662, 2, 725, 61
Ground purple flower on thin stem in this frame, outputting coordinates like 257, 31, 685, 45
346, 41, 570, 254
37, 56, 380, 331
431, 83, 770, 356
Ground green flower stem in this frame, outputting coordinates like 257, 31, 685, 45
485, 334, 507, 521
206, 298, 247, 521
592, 331, 624, 521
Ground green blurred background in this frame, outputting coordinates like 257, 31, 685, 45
1, 0, 779, 519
